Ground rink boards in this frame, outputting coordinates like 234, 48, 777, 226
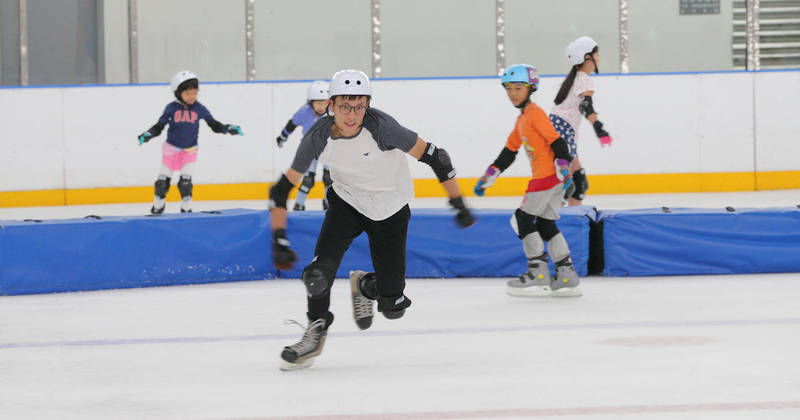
0, 207, 592, 295
2, 205, 799, 295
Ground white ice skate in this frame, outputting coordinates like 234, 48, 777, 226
150, 197, 166, 215
349, 270, 375, 330
279, 318, 328, 371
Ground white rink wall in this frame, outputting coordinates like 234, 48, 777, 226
0, 70, 797, 192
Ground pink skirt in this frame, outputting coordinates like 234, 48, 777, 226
162, 142, 198, 171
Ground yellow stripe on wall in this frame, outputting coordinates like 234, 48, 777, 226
1, 171, 798, 208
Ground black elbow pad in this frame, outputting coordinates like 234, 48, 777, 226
419, 143, 456, 182
579, 96, 596, 118
268, 174, 294, 209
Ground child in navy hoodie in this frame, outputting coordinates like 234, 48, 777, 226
138, 70, 243, 214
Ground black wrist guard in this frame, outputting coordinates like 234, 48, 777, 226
593, 120, 609, 138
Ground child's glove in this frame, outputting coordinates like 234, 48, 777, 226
138, 132, 152, 145
555, 159, 573, 192
448, 197, 476, 228
272, 228, 297, 270
276, 133, 288, 148
227, 125, 244, 135
593, 121, 613, 147
474, 165, 500, 197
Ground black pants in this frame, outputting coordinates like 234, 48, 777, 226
307, 187, 411, 320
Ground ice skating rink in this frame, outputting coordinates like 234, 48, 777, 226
1, 191, 799, 420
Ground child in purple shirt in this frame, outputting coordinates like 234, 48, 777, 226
275, 80, 330, 211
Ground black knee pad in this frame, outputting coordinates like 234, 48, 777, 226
154, 177, 171, 198
514, 208, 538, 239
572, 169, 588, 200
299, 172, 315, 194
378, 294, 412, 319
535, 217, 559, 242
177, 176, 192, 199
322, 169, 332, 188
302, 260, 335, 298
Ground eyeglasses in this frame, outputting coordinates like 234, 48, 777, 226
336, 103, 368, 115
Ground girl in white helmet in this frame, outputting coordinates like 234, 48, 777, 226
269, 69, 475, 371
550, 36, 614, 206
137, 70, 243, 214
275, 80, 331, 211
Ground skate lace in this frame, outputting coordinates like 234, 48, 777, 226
352, 293, 373, 318
284, 318, 325, 354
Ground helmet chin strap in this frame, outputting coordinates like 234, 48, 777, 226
175, 93, 190, 107
588, 55, 600, 74
515, 86, 536, 110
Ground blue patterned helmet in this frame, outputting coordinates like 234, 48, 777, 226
501, 64, 539, 88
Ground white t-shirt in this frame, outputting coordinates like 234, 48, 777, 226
550, 71, 595, 139
291, 108, 417, 221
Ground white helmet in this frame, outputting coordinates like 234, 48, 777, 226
170, 70, 198, 93
307, 80, 330, 101
329, 70, 371, 97
565, 36, 598, 66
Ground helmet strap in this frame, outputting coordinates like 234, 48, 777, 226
514, 86, 536, 110
588, 55, 600, 74
175, 91, 189, 107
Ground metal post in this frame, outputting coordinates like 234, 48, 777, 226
495, 0, 505, 75
619, 0, 629, 73
245, 0, 255, 81
19, 0, 28, 86
745, 0, 760, 70
371, 0, 381, 78
128, 0, 138, 83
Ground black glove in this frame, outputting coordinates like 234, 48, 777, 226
448, 197, 476, 228
276, 133, 288, 148
592, 120, 609, 138
272, 228, 297, 270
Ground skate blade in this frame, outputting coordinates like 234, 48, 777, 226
506, 286, 552, 298
550, 287, 583, 297
280, 358, 314, 371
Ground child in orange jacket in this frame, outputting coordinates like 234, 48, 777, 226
474, 64, 581, 298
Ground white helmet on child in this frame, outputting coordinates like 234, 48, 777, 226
565, 36, 598, 66
329, 70, 371, 97
307, 80, 330, 101
170, 70, 198, 93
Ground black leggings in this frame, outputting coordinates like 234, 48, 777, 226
307, 187, 410, 320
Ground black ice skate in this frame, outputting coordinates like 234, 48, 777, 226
293, 203, 306, 211
150, 204, 165, 215
349, 270, 375, 330
280, 317, 329, 371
